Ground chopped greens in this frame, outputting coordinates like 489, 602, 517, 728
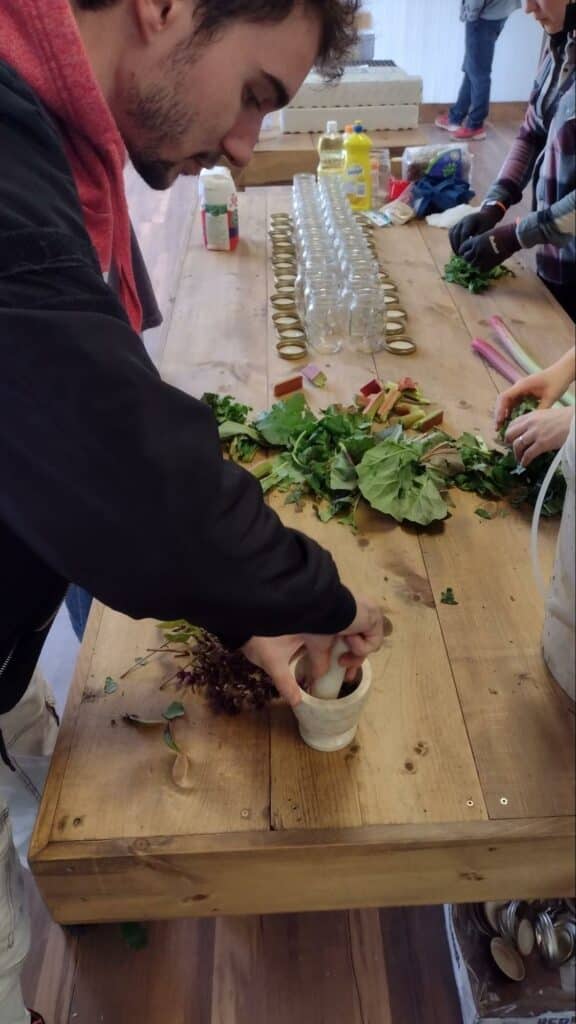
201, 392, 251, 425
206, 384, 565, 528
440, 587, 458, 605
444, 255, 514, 294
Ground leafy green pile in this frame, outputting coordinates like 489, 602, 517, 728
202, 390, 565, 528
444, 255, 514, 293
453, 398, 566, 517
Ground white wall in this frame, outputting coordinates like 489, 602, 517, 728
364, 2, 543, 102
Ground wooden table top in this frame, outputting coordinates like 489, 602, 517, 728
31, 188, 575, 925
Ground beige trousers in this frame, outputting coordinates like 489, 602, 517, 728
0, 670, 58, 1024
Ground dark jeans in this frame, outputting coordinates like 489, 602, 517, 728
450, 18, 506, 129
65, 585, 93, 642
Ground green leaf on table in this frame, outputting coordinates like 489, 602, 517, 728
156, 620, 203, 644
444, 256, 514, 294
104, 676, 118, 695
121, 922, 148, 951
255, 452, 306, 494
218, 420, 262, 443
357, 440, 450, 526
440, 587, 458, 605
162, 701, 186, 721
254, 393, 315, 447
163, 723, 181, 754
475, 506, 495, 520
201, 393, 251, 425
329, 448, 358, 492
123, 714, 165, 727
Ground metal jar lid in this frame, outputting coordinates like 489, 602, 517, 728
386, 308, 407, 320
383, 337, 417, 356
272, 312, 301, 328
276, 338, 307, 360
277, 327, 307, 342
271, 295, 297, 310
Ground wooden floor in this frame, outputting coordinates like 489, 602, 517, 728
23, 120, 529, 1024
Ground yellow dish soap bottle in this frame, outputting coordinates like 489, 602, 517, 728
343, 122, 372, 211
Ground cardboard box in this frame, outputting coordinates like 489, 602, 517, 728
444, 905, 576, 1024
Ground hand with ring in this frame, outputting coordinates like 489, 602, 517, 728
505, 408, 574, 467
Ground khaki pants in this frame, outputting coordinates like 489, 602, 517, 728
0, 670, 59, 1024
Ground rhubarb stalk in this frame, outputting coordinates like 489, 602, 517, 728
471, 337, 524, 384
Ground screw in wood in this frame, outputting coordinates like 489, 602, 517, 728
466, 800, 475, 807
500, 797, 508, 806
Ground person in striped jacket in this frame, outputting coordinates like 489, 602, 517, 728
450, 0, 576, 321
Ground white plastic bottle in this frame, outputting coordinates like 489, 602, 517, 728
317, 120, 345, 177
199, 167, 239, 251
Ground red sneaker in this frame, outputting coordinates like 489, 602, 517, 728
29, 1012, 46, 1024
451, 124, 487, 141
435, 113, 461, 132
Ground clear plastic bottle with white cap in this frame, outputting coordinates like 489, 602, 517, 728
317, 120, 345, 178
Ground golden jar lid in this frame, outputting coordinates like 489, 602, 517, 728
277, 327, 307, 343
272, 312, 301, 328
271, 295, 297, 310
385, 320, 406, 334
383, 293, 400, 306
386, 307, 407, 320
381, 281, 397, 292
272, 258, 297, 270
276, 338, 307, 360
383, 337, 417, 355
270, 213, 292, 223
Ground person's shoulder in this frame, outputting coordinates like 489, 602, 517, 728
0, 59, 91, 243
0, 59, 60, 139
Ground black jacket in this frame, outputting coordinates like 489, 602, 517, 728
0, 62, 355, 714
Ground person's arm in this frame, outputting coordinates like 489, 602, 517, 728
0, 65, 357, 655
516, 188, 576, 250
495, 348, 576, 426
463, 1, 486, 21
449, 64, 548, 256
484, 96, 548, 210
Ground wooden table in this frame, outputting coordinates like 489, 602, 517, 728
30, 188, 575, 924
237, 128, 428, 186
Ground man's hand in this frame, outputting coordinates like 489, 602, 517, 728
241, 597, 386, 707
458, 222, 521, 273
449, 203, 504, 255
505, 407, 574, 467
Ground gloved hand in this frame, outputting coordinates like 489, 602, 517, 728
449, 203, 505, 254
458, 222, 521, 272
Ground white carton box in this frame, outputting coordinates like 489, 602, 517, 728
281, 104, 419, 134
289, 65, 423, 109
